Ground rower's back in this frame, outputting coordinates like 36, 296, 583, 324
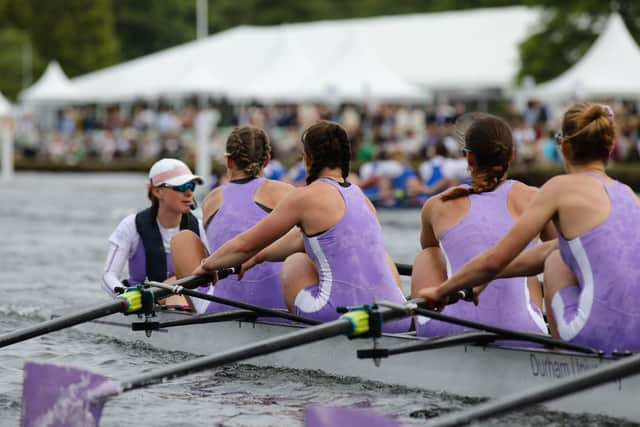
298, 178, 410, 332
415, 114, 548, 341
555, 173, 640, 352
199, 126, 292, 314
417, 180, 547, 338
205, 177, 289, 313
548, 103, 640, 352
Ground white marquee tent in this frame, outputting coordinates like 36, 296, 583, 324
19, 61, 78, 104
534, 13, 640, 101
0, 92, 11, 116
29, 6, 541, 104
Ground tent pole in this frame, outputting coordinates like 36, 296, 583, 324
1, 117, 14, 182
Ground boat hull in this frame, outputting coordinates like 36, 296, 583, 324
81, 310, 639, 422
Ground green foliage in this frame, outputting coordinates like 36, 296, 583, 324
0, 28, 43, 100
29, 0, 119, 77
113, 0, 195, 60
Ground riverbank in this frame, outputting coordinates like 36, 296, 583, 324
11, 158, 640, 191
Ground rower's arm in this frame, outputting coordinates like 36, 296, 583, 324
197, 188, 304, 273
254, 228, 304, 263
421, 178, 561, 302
496, 239, 559, 278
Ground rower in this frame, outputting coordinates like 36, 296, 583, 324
412, 114, 555, 342
194, 121, 410, 332
421, 103, 640, 354
102, 158, 207, 308
171, 126, 294, 314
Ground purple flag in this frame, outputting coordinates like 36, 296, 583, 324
305, 405, 403, 427
22, 362, 120, 427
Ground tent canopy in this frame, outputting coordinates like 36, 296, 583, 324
67, 6, 539, 104
534, 13, 640, 101
0, 92, 12, 116
19, 61, 78, 104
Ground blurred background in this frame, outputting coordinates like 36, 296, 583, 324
1, 0, 640, 203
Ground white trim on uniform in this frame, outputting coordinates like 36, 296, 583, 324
294, 236, 332, 313
523, 277, 548, 333
552, 237, 594, 341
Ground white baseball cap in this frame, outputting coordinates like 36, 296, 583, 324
149, 158, 204, 187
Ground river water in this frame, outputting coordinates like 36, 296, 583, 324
0, 173, 635, 426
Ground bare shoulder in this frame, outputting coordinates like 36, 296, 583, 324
259, 179, 296, 207
508, 180, 539, 210
202, 187, 223, 224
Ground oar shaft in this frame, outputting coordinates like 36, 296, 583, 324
123, 299, 413, 392
413, 307, 596, 354
150, 281, 321, 326
0, 299, 129, 348
123, 318, 353, 391
427, 353, 640, 427
0, 274, 214, 349
395, 263, 412, 276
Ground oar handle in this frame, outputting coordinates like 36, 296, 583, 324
171, 266, 239, 290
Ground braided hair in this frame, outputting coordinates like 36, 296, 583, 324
441, 114, 513, 201
301, 121, 351, 185
226, 125, 271, 177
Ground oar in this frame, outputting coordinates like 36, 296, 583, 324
147, 280, 322, 325
21, 294, 466, 427
0, 270, 231, 349
411, 305, 598, 354
426, 352, 640, 427
394, 262, 412, 276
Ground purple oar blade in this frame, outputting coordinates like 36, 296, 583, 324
22, 362, 120, 427
305, 405, 403, 427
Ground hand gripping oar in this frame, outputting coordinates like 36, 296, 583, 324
425, 352, 640, 427
0, 269, 234, 349
20, 293, 467, 427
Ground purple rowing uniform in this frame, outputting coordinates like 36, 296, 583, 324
416, 180, 547, 341
295, 178, 410, 333
203, 177, 287, 315
553, 173, 640, 353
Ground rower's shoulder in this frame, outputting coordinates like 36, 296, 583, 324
202, 187, 223, 222
257, 179, 295, 208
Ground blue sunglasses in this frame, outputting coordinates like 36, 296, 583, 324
163, 181, 196, 192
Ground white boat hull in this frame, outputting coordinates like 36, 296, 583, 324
81, 310, 640, 422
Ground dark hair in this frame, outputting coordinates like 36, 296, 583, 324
561, 103, 615, 164
226, 125, 271, 177
301, 121, 351, 185
147, 184, 159, 208
442, 114, 513, 201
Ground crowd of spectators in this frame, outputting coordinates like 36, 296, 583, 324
12, 98, 640, 205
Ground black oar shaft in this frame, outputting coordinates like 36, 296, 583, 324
123, 318, 353, 391
157, 284, 321, 326
123, 299, 412, 392
0, 299, 130, 348
427, 353, 640, 427
0, 274, 213, 349
414, 307, 596, 354
395, 263, 412, 276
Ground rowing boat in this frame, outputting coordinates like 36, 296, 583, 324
79, 307, 640, 422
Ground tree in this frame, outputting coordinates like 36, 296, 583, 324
113, 0, 195, 61
0, 28, 43, 100
29, 0, 119, 77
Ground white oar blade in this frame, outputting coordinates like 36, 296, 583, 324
21, 362, 120, 427
305, 405, 403, 427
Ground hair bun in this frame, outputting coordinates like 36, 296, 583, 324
582, 103, 609, 123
